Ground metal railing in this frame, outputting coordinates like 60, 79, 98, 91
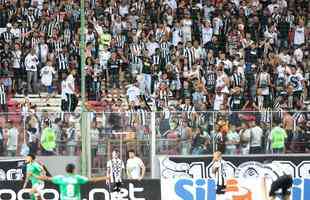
1, 110, 310, 177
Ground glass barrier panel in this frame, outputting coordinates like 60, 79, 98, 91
0, 112, 82, 157
90, 112, 152, 178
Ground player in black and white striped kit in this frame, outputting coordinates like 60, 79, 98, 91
211, 151, 227, 195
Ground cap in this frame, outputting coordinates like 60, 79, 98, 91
6, 23, 12, 28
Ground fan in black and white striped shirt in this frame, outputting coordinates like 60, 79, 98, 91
183, 42, 194, 70
231, 70, 243, 89
1, 23, 15, 43
130, 42, 143, 64
0, 79, 8, 120
115, 33, 127, 49
57, 48, 69, 78
26, 8, 36, 28
159, 39, 171, 66
151, 49, 161, 72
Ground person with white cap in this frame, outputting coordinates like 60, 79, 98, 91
1, 23, 14, 43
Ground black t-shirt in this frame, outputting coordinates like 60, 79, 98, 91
229, 94, 245, 111
0, 50, 13, 63
244, 47, 257, 64
107, 59, 120, 72
142, 58, 151, 74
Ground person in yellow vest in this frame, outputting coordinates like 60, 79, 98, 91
99, 27, 111, 51
40, 120, 56, 156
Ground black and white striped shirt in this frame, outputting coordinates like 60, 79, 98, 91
160, 42, 171, 64
129, 107, 146, 126
155, 29, 164, 42
130, 43, 143, 64
183, 47, 194, 69
205, 71, 217, 88
261, 108, 272, 124
63, 29, 71, 45
50, 39, 63, 53
20, 27, 29, 43
27, 14, 36, 28
48, 21, 60, 38
152, 54, 160, 66
231, 72, 243, 88
116, 34, 126, 48
213, 160, 226, 187
1, 31, 14, 43
57, 53, 68, 71
31, 37, 40, 48
0, 84, 6, 105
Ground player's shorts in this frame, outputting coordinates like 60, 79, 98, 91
33, 182, 45, 196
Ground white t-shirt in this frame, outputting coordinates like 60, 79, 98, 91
36, 43, 49, 63
61, 80, 67, 100
32, 0, 44, 9
99, 50, 111, 70
65, 74, 75, 94
12, 50, 22, 69
165, 0, 177, 10
25, 53, 39, 71
216, 74, 229, 94
202, 27, 213, 45
107, 158, 125, 183
40, 65, 55, 86
212, 17, 223, 35
127, 85, 141, 103
172, 28, 182, 46
250, 126, 263, 147
119, 5, 129, 17
147, 42, 159, 57
126, 157, 144, 179
213, 93, 224, 111
294, 26, 305, 46
258, 72, 270, 95
7, 128, 19, 151
294, 48, 303, 62
288, 73, 304, 92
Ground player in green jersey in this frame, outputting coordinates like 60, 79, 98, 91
23, 154, 46, 200
38, 163, 109, 200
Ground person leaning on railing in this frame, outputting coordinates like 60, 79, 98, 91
270, 120, 287, 154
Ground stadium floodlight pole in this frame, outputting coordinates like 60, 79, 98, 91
80, 0, 90, 177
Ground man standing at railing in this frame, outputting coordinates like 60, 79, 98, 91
270, 120, 287, 154
126, 149, 145, 180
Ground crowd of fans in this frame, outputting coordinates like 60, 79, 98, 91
0, 0, 310, 156
0, 0, 308, 111
156, 111, 310, 155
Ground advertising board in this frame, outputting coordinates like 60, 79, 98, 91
159, 155, 310, 179
161, 178, 310, 200
0, 180, 161, 200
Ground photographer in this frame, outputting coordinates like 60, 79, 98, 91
25, 48, 39, 94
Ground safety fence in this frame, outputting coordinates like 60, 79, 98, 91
0, 111, 310, 177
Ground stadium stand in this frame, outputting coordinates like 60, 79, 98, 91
0, 0, 309, 166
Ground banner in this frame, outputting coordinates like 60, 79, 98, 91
0, 159, 25, 181
161, 178, 310, 200
0, 179, 161, 200
158, 155, 310, 179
